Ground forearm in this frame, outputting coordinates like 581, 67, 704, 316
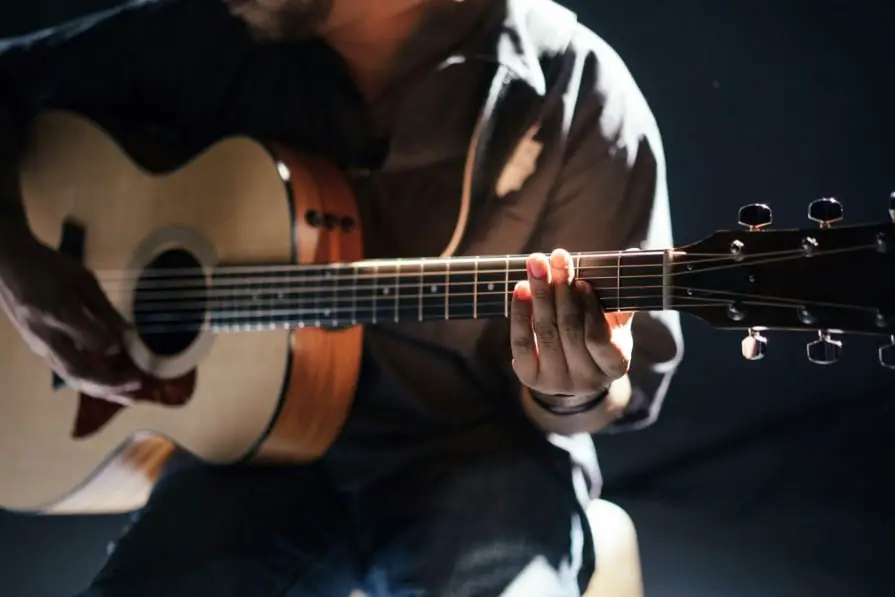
522, 374, 633, 436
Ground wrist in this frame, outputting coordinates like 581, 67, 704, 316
529, 387, 610, 416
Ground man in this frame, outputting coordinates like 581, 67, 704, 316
0, 0, 683, 595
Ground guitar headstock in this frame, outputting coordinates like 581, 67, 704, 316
671, 194, 895, 368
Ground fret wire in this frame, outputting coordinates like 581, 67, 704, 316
504, 255, 510, 318
372, 263, 378, 325
351, 264, 358, 325
473, 258, 479, 320
417, 260, 424, 322
444, 261, 450, 320
394, 261, 401, 323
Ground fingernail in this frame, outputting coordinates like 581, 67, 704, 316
513, 281, 532, 301
528, 257, 548, 279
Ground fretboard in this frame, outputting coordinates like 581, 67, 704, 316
195, 251, 669, 332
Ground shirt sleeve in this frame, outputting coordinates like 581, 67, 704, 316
529, 30, 684, 432
0, 0, 242, 139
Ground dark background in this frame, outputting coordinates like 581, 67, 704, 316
1, 0, 894, 596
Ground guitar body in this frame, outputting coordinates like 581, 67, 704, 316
0, 111, 363, 514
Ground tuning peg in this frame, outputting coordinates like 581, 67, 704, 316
880, 336, 895, 370
888, 191, 894, 224
808, 197, 843, 228
738, 203, 773, 231
806, 331, 842, 365
741, 329, 768, 361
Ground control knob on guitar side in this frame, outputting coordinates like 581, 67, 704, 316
806, 331, 843, 365
808, 197, 843, 228
737, 203, 773, 231
888, 191, 895, 224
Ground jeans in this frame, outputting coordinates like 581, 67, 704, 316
75, 443, 595, 597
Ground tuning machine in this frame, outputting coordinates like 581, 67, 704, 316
806, 330, 842, 365
738, 203, 773, 231
880, 336, 895, 370
741, 329, 768, 361
808, 197, 843, 228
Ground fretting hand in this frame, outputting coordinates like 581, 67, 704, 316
510, 249, 634, 405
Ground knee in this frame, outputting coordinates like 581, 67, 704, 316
583, 500, 643, 597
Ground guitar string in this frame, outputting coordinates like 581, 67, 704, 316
90, 246, 814, 284
94, 244, 871, 293
128, 295, 820, 335
113, 246, 878, 316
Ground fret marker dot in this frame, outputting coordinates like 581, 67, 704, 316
430, 285, 438, 293
488, 283, 495, 291
382, 288, 390, 295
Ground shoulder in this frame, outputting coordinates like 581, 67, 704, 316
563, 22, 660, 150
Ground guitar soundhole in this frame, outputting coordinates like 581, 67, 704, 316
132, 248, 207, 357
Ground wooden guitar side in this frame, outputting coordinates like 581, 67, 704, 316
0, 112, 362, 514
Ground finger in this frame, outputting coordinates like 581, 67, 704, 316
527, 253, 566, 389
48, 302, 116, 353
79, 275, 131, 338
560, 280, 608, 389
510, 281, 538, 387
44, 330, 142, 395
580, 284, 630, 380
552, 251, 602, 387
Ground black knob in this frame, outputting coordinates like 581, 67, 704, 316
738, 203, 773, 230
808, 197, 843, 227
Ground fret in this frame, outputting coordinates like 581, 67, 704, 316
421, 260, 448, 320
447, 260, 476, 320
373, 263, 400, 324
350, 264, 359, 325
318, 266, 337, 327
476, 258, 512, 319
507, 257, 528, 296
329, 263, 354, 327
354, 264, 376, 325
397, 261, 422, 323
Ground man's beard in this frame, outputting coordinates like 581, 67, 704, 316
224, 0, 334, 42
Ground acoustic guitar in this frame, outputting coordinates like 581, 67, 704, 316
1, 111, 893, 515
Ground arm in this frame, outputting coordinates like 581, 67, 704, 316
522, 33, 683, 436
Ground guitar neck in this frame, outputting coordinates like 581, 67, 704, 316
198, 250, 672, 332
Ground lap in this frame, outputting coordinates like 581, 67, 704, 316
76, 445, 594, 597
78, 454, 360, 597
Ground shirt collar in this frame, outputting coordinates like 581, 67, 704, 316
400, 0, 550, 96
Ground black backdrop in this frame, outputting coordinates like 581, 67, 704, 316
1, 1, 893, 596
